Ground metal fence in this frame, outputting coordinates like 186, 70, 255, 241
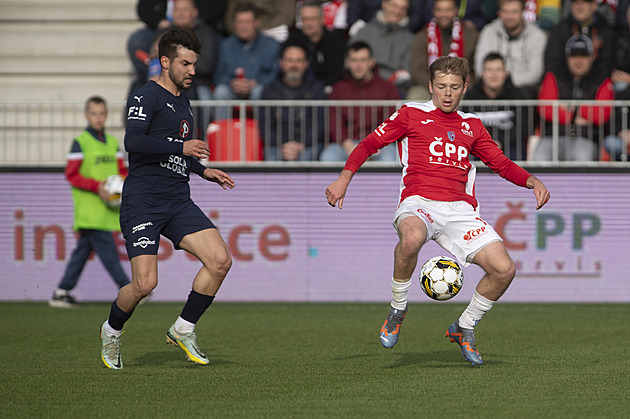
1, 99, 629, 167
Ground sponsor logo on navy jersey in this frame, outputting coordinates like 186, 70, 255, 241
180, 120, 190, 138
160, 154, 189, 176
127, 106, 147, 121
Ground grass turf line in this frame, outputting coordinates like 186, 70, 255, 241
1, 302, 628, 418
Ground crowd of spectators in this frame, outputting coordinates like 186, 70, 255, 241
127, 0, 630, 161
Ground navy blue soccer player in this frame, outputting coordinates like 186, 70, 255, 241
100, 28, 235, 369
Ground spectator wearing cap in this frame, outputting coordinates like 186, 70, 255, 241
543, 0, 616, 77
532, 34, 614, 161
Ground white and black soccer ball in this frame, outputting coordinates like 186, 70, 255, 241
103, 174, 124, 208
419, 256, 464, 301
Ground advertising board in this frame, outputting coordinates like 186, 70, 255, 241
1, 172, 627, 302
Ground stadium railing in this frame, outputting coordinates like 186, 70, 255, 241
1, 99, 629, 167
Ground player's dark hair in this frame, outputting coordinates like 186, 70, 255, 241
429, 56, 470, 84
346, 40, 373, 58
85, 95, 106, 111
158, 28, 201, 62
232, 1, 258, 20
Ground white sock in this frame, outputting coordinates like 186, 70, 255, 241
458, 291, 495, 329
391, 278, 412, 310
174, 316, 195, 335
104, 321, 123, 337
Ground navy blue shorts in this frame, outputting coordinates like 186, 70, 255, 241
119, 195, 215, 259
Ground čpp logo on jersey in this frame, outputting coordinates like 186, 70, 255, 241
429, 136, 469, 168
180, 120, 190, 138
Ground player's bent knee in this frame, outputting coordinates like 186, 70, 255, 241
131, 279, 156, 298
493, 258, 516, 284
205, 247, 232, 278
399, 234, 423, 257
214, 255, 232, 277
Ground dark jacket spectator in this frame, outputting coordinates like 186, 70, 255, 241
465, 53, 532, 160
544, 0, 616, 77
259, 68, 327, 160
286, 1, 348, 91
348, 0, 427, 33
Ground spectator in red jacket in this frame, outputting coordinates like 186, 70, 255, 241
320, 41, 400, 162
532, 34, 614, 161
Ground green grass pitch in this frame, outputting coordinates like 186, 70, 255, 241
1, 302, 629, 418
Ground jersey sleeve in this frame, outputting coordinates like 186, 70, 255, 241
344, 105, 408, 173
124, 89, 184, 155
190, 158, 206, 177
472, 122, 531, 188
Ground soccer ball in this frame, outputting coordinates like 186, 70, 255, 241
103, 175, 124, 208
420, 256, 464, 301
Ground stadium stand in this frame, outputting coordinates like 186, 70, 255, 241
0, 0, 142, 164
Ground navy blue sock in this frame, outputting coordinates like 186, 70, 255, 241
180, 290, 214, 324
108, 301, 133, 331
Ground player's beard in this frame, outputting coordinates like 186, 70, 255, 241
170, 68, 193, 91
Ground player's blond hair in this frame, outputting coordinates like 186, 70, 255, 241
429, 56, 470, 84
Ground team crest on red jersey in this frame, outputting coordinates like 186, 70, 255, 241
179, 120, 190, 138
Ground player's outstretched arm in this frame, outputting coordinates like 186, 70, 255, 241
183, 139, 211, 159
203, 168, 235, 190
526, 175, 550, 210
326, 170, 353, 209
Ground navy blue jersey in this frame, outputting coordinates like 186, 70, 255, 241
123, 81, 205, 199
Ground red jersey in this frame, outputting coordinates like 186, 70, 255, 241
344, 101, 531, 209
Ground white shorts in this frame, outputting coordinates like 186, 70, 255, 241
393, 196, 502, 267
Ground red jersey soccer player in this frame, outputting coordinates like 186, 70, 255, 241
325, 56, 550, 366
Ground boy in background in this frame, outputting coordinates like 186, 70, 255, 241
49, 96, 130, 308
